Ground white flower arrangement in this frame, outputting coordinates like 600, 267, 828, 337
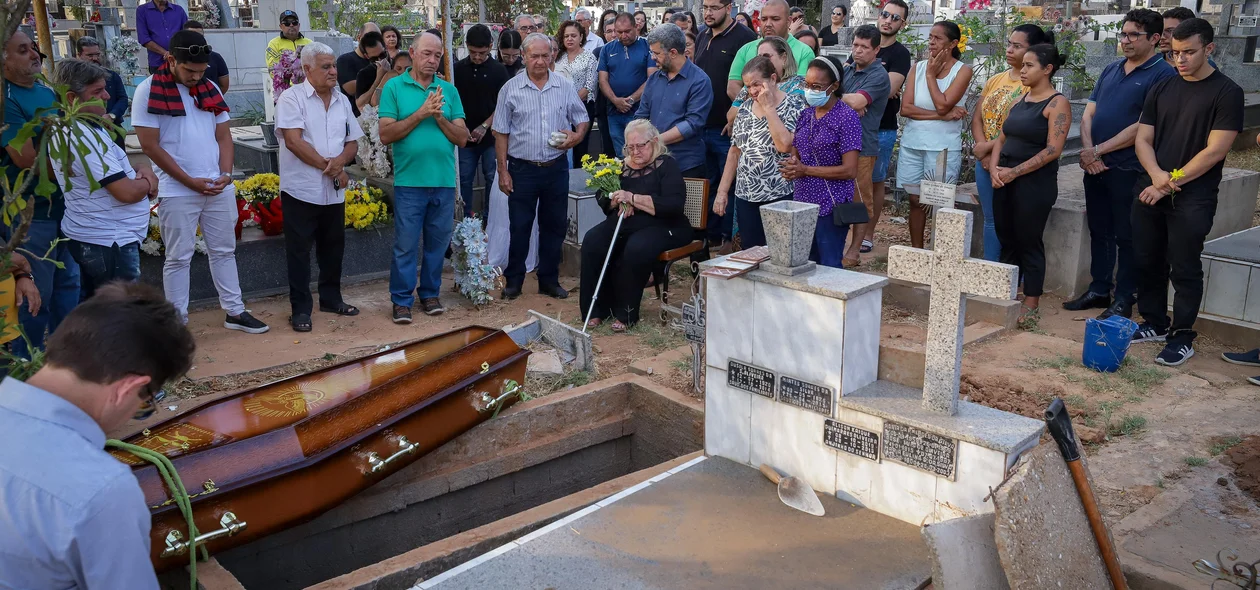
356, 105, 392, 178
450, 217, 500, 307
107, 35, 143, 81
202, 0, 221, 28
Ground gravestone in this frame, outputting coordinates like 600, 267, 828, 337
703, 206, 1045, 525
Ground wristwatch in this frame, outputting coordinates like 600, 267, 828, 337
13, 271, 32, 282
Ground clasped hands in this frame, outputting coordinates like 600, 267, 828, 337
609, 190, 636, 217
1078, 146, 1109, 175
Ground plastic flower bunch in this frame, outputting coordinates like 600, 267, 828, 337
203, 0, 221, 28
271, 50, 305, 103
356, 106, 393, 178
234, 173, 280, 205
580, 153, 623, 196
343, 181, 391, 230
450, 217, 501, 307
107, 36, 143, 80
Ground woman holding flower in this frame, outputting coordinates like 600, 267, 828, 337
580, 120, 693, 331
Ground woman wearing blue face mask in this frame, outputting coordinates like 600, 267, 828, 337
779, 56, 863, 268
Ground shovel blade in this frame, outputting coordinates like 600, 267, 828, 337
777, 476, 826, 517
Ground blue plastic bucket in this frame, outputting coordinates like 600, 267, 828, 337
1082, 316, 1139, 373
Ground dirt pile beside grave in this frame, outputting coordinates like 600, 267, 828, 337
1225, 436, 1260, 502
960, 374, 1107, 444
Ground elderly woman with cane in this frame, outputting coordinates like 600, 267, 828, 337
580, 120, 693, 332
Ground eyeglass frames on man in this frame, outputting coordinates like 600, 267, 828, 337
879, 10, 904, 22
1117, 31, 1153, 42
701, 3, 729, 13
281, 19, 299, 26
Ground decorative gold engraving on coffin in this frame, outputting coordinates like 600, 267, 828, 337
243, 385, 328, 418
110, 423, 229, 465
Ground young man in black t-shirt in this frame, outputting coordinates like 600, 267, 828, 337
453, 25, 510, 219
1132, 18, 1243, 366
866, 0, 912, 252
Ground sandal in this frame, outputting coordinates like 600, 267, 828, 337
842, 257, 861, 269
1017, 305, 1040, 330
860, 239, 874, 254
611, 320, 628, 333
319, 302, 360, 316
586, 318, 603, 329
291, 313, 312, 333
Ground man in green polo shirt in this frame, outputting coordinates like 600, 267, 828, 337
379, 31, 467, 323
726, 0, 814, 100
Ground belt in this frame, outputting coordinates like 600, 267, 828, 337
509, 155, 565, 168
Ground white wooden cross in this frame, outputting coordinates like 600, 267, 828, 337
886, 209, 1019, 416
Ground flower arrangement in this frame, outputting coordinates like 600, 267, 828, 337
580, 153, 623, 204
141, 203, 209, 257
107, 35, 143, 81
450, 217, 501, 307
235, 173, 283, 235
202, 0, 221, 28
271, 50, 304, 103
356, 105, 392, 178
344, 181, 391, 230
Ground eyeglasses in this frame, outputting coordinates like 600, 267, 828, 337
281, 19, 299, 26
519, 24, 538, 31
625, 139, 653, 151
879, 10, 904, 22
701, 3, 729, 12
832, 10, 845, 15
801, 82, 833, 92
1118, 31, 1152, 42
173, 44, 214, 55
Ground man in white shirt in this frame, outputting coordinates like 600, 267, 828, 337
53, 59, 158, 299
575, 8, 605, 53
133, 29, 269, 333
275, 42, 364, 332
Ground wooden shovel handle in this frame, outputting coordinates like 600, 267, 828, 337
759, 464, 782, 485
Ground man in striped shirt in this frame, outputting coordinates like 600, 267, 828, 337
52, 60, 158, 299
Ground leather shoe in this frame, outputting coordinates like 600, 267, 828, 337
1062, 291, 1110, 311
1097, 299, 1132, 320
540, 283, 569, 299
502, 285, 522, 300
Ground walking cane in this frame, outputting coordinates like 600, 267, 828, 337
1045, 398, 1129, 590
582, 206, 627, 334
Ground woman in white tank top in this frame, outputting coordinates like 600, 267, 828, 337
895, 21, 974, 249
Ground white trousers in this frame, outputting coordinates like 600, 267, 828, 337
158, 190, 245, 318
486, 180, 538, 272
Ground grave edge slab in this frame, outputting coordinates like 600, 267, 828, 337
699, 255, 889, 301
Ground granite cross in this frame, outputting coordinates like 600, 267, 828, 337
886, 208, 1019, 415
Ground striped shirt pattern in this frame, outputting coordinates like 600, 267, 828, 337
492, 71, 589, 163
55, 124, 148, 247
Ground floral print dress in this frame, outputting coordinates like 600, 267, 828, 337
731, 92, 808, 203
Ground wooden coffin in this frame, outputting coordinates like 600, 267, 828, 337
109, 326, 530, 571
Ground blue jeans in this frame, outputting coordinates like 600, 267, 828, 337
972, 162, 1001, 262
67, 240, 140, 300
872, 129, 898, 183
811, 216, 849, 268
505, 157, 568, 287
704, 128, 733, 242
8, 219, 80, 357
735, 195, 789, 248
390, 187, 455, 306
607, 111, 635, 158
1084, 167, 1141, 302
458, 142, 496, 218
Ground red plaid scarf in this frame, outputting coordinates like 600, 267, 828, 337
146, 62, 229, 117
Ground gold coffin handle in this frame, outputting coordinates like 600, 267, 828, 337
366, 436, 419, 474
161, 512, 247, 558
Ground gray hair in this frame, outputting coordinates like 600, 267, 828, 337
52, 58, 108, 96
646, 22, 685, 55
75, 35, 100, 55
300, 41, 334, 65
624, 119, 669, 160
574, 8, 591, 20
523, 32, 552, 53
515, 14, 534, 27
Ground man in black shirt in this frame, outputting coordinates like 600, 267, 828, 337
337, 29, 385, 116
1132, 18, 1243, 366
694, 0, 756, 252
865, 0, 911, 253
453, 24, 509, 219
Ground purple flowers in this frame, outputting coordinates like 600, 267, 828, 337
270, 49, 305, 103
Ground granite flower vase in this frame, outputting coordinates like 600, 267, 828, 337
761, 201, 819, 268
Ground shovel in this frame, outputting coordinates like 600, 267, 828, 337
759, 464, 825, 517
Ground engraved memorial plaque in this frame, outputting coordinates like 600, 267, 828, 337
823, 419, 879, 461
727, 360, 775, 398
682, 302, 704, 344
881, 421, 957, 479
778, 375, 833, 416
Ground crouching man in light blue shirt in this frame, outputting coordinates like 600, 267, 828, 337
0, 282, 196, 590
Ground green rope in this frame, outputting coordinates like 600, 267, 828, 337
106, 439, 208, 589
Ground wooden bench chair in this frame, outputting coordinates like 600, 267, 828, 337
651, 177, 709, 322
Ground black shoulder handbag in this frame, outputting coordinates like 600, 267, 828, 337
802, 119, 870, 227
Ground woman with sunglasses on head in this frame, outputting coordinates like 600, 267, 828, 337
821, 5, 847, 46
970, 23, 1053, 262
497, 29, 525, 77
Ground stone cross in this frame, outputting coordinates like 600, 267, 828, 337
886, 209, 1019, 415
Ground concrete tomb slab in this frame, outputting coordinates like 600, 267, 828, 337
922, 513, 1010, 590
420, 456, 932, 590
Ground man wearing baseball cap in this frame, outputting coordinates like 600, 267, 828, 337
267, 9, 311, 68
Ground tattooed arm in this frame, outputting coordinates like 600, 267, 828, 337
998, 96, 1070, 184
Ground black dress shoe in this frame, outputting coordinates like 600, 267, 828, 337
1063, 291, 1110, 311
1097, 299, 1132, 320
502, 285, 522, 300
540, 283, 569, 299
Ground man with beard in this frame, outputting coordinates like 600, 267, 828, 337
694, 0, 755, 253
862, 0, 912, 254
266, 9, 311, 68
637, 24, 712, 180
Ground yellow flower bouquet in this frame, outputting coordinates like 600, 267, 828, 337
580, 154, 626, 213
344, 181, 392, 231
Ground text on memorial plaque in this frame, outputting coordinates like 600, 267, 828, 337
778, 375, 833, 416
823, 419, 879, 461
881, 421, 957, 479
727, 360, 775, 398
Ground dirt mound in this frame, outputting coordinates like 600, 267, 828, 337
961, 374, 1062, 419
1225, 436, 1260, 502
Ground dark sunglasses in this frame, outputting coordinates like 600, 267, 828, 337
174, 44, 214, 55
281, 19, 299, 26
880, 10, 904, 22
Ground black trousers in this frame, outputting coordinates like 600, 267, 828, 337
580, 215, 692, 325
1132, 182, 1217, 345
992, 162, 1058, 297
506, 157, 568, 288
572, 101, 598, 168
1083, 167, 1141, 302
282, 192, 346, 316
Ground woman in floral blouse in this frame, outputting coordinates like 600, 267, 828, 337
556, 20, 599, 167
714, 56, 808, 248
781, 56, 862, 268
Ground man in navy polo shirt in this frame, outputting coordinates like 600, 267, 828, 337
598, 13, 656, 157
1065, 8, 1175, 320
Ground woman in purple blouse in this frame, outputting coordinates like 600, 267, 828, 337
781, 56, 863, 268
